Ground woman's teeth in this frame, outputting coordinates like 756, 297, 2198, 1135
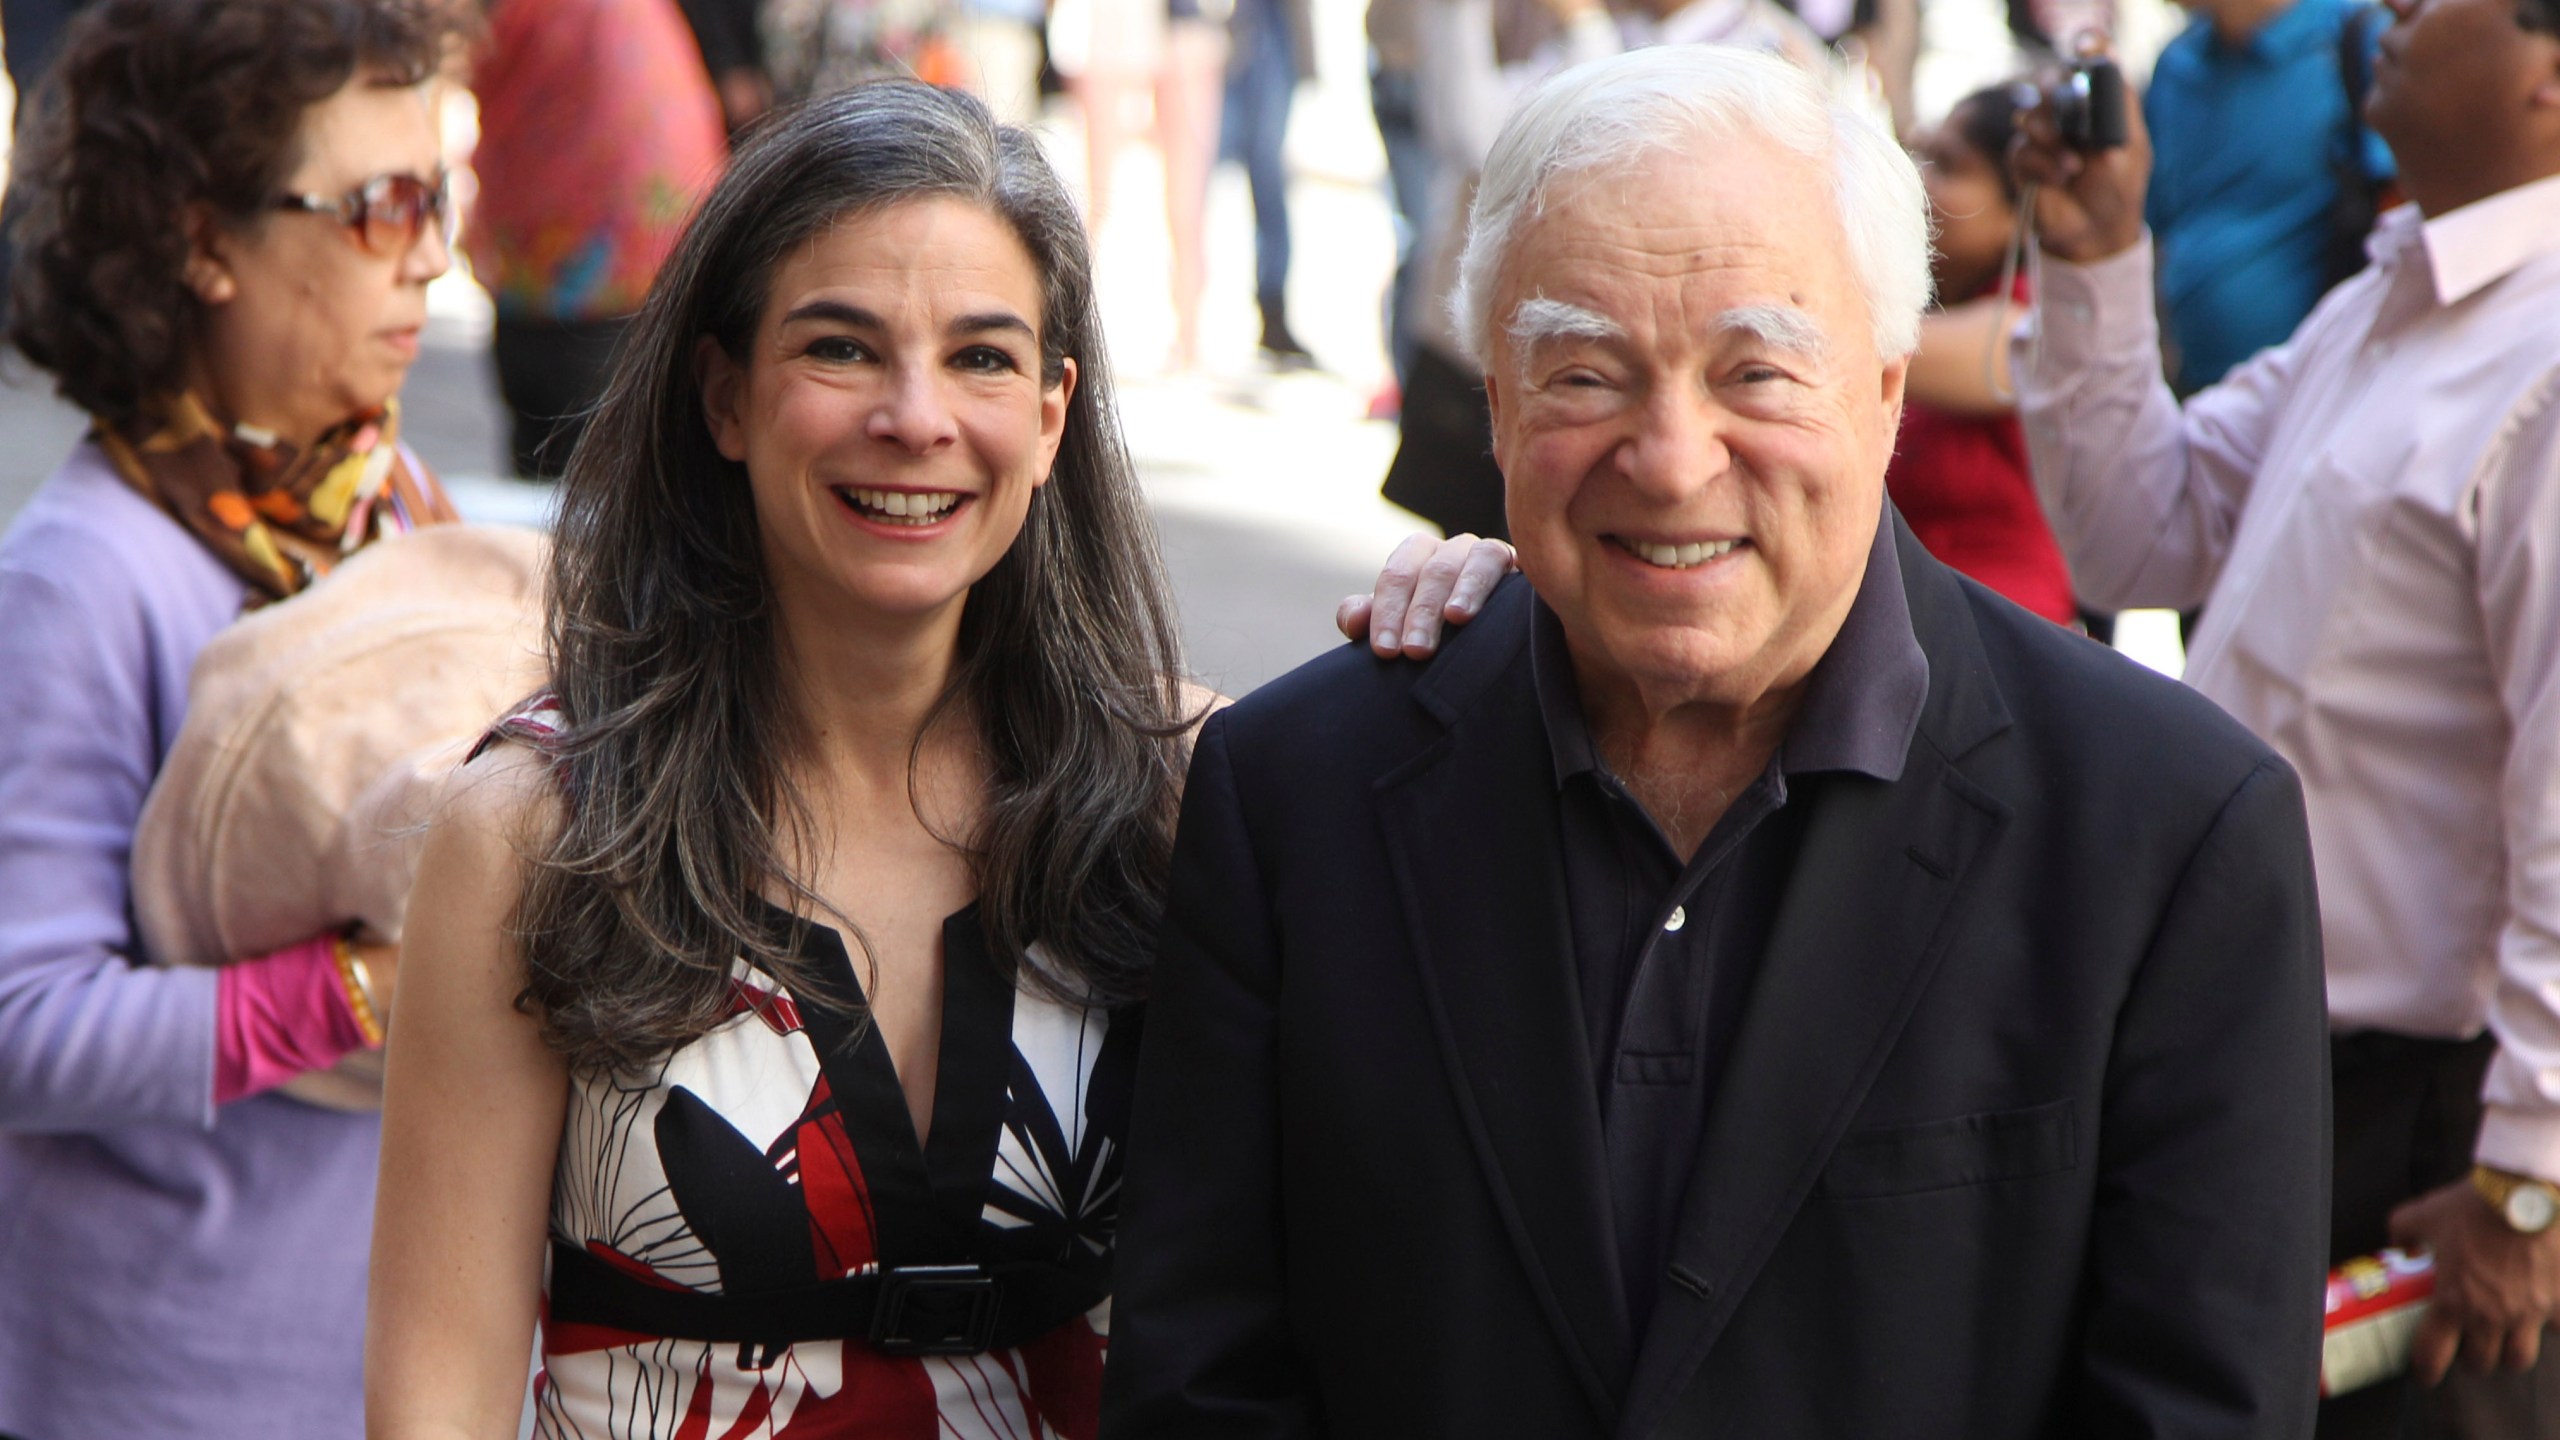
1620, 537, 1741, 569
844, 488, 964, 524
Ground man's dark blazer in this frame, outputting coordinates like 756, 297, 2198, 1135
1101, 522, 2331, 1440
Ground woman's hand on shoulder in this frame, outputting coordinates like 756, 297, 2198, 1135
1336, 533, 1518, 660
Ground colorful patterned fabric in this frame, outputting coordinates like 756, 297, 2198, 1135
468, 0, 727, 321
485, 700, 1127, 1439
93, 393, 458, 603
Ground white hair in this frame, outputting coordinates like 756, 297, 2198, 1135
1450, 47, 1934, 368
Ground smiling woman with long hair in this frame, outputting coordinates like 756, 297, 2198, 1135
364, 78, 1507, 1437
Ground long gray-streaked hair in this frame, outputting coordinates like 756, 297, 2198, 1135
516, 81, 1191, 1073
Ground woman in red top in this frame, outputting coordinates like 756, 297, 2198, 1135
1888, 85, 2077, 625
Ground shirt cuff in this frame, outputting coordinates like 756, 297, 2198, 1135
2022, 233, 2159, 381
2474, 1106, 2560, 1184
212, 934, 377, 1105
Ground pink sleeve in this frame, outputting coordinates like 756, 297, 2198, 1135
212, 935, 376, 1105
2012, 235, 2291, 613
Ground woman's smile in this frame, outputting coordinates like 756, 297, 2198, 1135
833, 485, 974, 531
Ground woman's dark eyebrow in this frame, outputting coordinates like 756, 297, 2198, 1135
778, 300, 1033, 342
780, 299, 879, 329
950, 312, 1035, 340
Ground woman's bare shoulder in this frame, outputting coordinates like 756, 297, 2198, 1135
429, 740, 567, 879
1178, 679, 1233, 721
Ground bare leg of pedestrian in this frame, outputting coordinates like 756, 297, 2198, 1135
1078, 70, 1139, 238
945, 12, 1043, 126
1156, 15, 1225, 372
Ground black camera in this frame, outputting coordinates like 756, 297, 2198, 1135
2042, 58, 2129, 153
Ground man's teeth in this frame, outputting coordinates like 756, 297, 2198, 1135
845, 488, 963, 524
1623, 537, 1740, 569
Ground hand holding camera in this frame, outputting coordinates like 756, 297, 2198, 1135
2007, 47, 2154, 266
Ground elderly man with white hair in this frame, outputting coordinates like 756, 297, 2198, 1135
1103, 47, 2330, 1440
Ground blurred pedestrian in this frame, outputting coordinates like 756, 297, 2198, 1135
0, 2, 472, 1436
761, 0, 971, 109
2014, 7, 2560, 1434
674, 0, 773, 130
1367, 0, 1435, 395
1889, 84, 2076, 623
2144, 0, 2394, 392
1617, 0, 1827, 66
1058, 0, 1225, 371
1161, 0, 1227, 369
1222, 0, 1317, 365
1, 0, 86, 126
944, 0, 1045, 123
0, 0, 92, 310
467, 0, 727, 478
1779, 0, 1919, 130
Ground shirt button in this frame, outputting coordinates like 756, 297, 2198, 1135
1664, 906, 1687, 933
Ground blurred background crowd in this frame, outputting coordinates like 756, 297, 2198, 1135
10, 0, 2531, 1434
0, 0, 2280, 681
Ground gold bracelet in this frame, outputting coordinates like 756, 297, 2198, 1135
331, 933, 386, 1048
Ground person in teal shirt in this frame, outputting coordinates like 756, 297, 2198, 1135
2143, 0, 2395, 392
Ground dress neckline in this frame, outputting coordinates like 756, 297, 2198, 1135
749, 896, 1020, 1267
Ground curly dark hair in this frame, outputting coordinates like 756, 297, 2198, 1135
6, 0, 475, 429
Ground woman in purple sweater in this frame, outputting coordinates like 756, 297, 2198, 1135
0, 2, 474, 1436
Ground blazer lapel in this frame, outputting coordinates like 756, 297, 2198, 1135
1619, 535, 2013, 1438
1379, 594, 1635, 1430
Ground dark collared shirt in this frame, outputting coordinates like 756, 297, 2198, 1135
1529, 517, 1930, 1336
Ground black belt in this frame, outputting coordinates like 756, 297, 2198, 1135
2329, 1029, 2493, 1079
548, 1240, 1105, 1357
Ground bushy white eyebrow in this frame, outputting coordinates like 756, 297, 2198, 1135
1505, 296, 1624, 354
1714, 303, 1830, 361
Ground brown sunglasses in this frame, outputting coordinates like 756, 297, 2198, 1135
271, 170, 453, 256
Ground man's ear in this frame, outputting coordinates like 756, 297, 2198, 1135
695, 335, 750, 464
1879, 353, 1911, 439
1484, 367, 1509, 471
182, 203, 239, 306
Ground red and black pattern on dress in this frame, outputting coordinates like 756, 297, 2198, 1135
529, 891, 1135, 1440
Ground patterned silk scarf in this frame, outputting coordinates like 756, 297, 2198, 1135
95, 392, 461, 603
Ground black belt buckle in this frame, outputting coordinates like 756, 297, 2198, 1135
870, 1265, 1002, 1355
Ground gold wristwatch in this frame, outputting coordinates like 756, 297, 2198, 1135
2472, 1165, 2560, 1235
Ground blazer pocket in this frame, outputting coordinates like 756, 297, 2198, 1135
1816, 1099, 2078, 1200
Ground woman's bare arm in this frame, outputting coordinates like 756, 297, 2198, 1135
1904, 295, 2019, 418
366, 748, 570, 1440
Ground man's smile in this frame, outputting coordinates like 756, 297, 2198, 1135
1606, 535, 1748, 570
